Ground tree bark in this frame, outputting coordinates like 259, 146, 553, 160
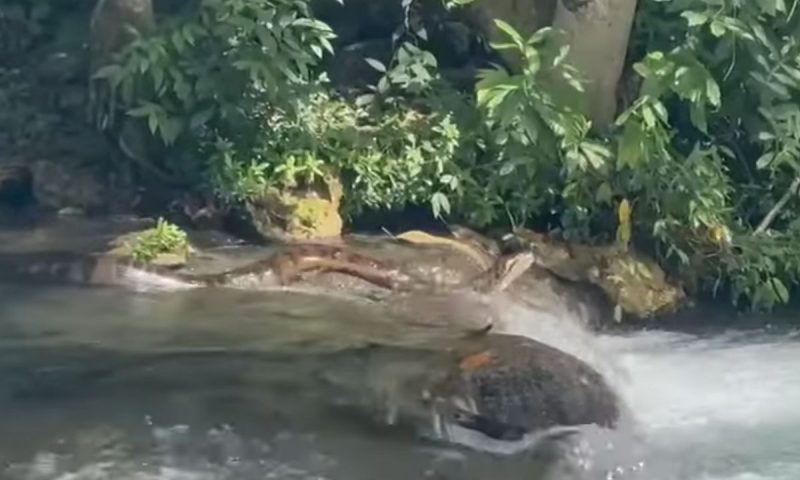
90, 0, 155, 73
553, 0, 638, 132
89, 0, 156, 129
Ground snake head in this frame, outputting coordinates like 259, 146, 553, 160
490, 250, 536, 293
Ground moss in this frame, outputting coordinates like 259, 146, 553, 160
287, 196, 343, 239
509, 229, 686, 319
246, 171, 344, 240
599, 252, 687, 319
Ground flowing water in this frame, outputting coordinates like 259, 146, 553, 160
0, 282, 798, 480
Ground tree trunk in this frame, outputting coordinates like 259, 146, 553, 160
89, 0, 169, 182
90, 0, 155, 72
553, 0, 638, 132
89, 0, 156, 129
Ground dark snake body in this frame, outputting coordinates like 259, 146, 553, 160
0, 244, 533, 294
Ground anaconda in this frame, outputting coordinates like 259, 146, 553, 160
0, 243, 534, 297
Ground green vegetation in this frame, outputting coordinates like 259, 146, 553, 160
129, 218, 189, 264
3, 0, 800, 311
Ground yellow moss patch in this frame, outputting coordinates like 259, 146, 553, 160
286, 196, 343, 240
509, 229, 686, 319
599, 252, 687, 319
258, 172, 345, 240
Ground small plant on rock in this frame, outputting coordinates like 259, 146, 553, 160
129, 218, 189, 264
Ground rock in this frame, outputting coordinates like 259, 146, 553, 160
36, 51, 85, 85
424, 334, 621, 441
0, 164, 34, 208
312, 0, 552, 91
599, 251, 687, 319
329, 334, 621, 445
507, 229, 686, 319
245, 171, 344, 241
31, 158, 109, 213
57, 207, 86, 216
425, 20, 475, 68
311, 0, 402, 47
324, 38, 393, 91
106, 228, 193, 268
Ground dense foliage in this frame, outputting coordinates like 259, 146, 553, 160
4, 0, 799, 310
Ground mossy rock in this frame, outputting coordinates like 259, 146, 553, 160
287, 196, 343, 239
597, 251, 687, 319
246, 172, 344, 241
507, 229, 686, 319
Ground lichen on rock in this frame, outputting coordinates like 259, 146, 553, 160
245, 171, 344, 241
508, 229, 686, 319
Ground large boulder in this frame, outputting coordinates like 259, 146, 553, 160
324, 333, 621, 445
423, 334, 621, 441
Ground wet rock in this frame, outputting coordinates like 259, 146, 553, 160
426, 334, 621, 441
327, 333, 620, 446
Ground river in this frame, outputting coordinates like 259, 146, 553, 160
0, 283, 798, 480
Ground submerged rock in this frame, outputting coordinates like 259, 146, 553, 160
432, 334, 621, 439
326, 333, 621, 449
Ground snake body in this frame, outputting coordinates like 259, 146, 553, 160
0, 233, 533, 295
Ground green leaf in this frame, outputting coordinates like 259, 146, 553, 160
431, 192, 451, 218
189, 107, 215, 129
92, 64, 123, 80
771, 277, 790, 303
705, 77, 721, 107
681, 11, 709, 26
595, 182, 613, 204
493, 19, 525, 48
756, 153, 776, 169
710, 20, 726, 37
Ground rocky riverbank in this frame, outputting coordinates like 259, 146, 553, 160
0, 213, 676, 448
